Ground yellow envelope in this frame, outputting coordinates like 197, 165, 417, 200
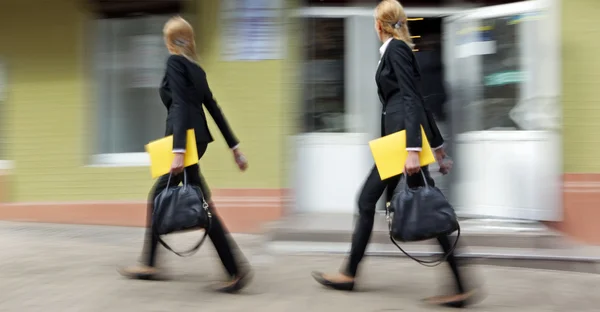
145, 129, 199, 179
368, 127, 436, 180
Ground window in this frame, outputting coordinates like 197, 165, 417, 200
301, 17, 346, 133
451, 15, 527, 133
480, 16, 522, 129
93, 15, 172, 157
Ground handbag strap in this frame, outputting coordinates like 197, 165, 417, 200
399, 170, 430, 193
385, 204, 460, 267
156, 212, 212, 257
155, 171, 212, 257
165, 170, 188, 190
155, 201, 212, 257
407, 169, 429, 187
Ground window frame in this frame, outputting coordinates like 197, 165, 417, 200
301, 16, 347, 133
88, 152, 149, 167
87, 11, 196, 167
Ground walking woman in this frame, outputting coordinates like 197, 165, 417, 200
119, 16, 252, 293
311, 0, 478, 308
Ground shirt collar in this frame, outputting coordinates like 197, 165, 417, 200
379, 38, 393, 58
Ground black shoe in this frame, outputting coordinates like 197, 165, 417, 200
214, 269, 254, 294
311, 271, 355, 291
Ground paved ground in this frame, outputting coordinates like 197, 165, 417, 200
0, 222, 598, 312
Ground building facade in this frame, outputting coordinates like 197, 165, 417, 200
0, 0, 599, 244
291, 1, 564, 222
0, 0, 296, 232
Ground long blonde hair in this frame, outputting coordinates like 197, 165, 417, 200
375, 0, 414, 48
163, 16, 198, 62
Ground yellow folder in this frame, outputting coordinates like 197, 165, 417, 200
368, 127, 436, 180
145, 129, 199, 179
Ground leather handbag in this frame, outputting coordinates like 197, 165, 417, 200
152, 171, 212, 257
386, 170, 460, 267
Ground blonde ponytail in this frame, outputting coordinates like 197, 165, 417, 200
399, 24, 414, 46
375, 0, 414, 48
163, 16, 199, 63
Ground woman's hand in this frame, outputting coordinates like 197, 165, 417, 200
434, 148, 453, 175
171, 153, 185, 174
405, 151, 421, 176
233, 149, 248, 172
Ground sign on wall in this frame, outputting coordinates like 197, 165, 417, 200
220, 0, 284, 61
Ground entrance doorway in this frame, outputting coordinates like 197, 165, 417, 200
291, 1, 561, 221
443, 1, 561, 220
292, 14, 380, 214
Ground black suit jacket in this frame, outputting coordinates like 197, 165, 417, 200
159, 54, 239, 151
376, 39, 444, 149
415, 50, 448, 122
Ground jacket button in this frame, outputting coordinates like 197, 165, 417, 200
383, 112, 386, 115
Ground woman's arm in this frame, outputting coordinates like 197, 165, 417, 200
388, 41, 423, 151
198, 70, 240, 149
424, 79, 447, 149
165, 55, 190, 152
424, 106, 444, 149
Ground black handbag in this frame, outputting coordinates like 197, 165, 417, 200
385, 170, 460, 267
152, 171, 212, 257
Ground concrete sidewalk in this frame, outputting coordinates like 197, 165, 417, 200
0, 222, 598, 312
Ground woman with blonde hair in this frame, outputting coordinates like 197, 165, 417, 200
311, 0, 479, 307
119, 16, 252, 293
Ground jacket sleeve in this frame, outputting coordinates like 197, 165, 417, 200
422, 79, 446, 149
388, 41, 422, 150
198, 69, 239, 149
424, 105, 445, 149
165, 55, 189, 151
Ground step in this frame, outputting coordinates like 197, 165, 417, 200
265, 213, 600, 273
266, 241, 600, 274
266, 213, 569, 249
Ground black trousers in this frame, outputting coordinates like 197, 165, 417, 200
142, 145, 243, 277
345, 166, 465, 293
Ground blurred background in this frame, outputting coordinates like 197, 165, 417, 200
0, 0, 596, 246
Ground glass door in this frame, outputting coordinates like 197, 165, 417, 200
443, 1, 562, 221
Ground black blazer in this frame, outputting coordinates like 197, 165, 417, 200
159, 54, 239, 151
415, 50, 448, 122
376, 39, 444, 149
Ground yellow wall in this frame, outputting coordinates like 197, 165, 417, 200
192, 0, 293, 189
562, 0, 600, 172
0, 0, 293, 202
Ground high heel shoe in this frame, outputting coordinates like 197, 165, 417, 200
214, 269, 254, 294
311, 271, 355, 291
